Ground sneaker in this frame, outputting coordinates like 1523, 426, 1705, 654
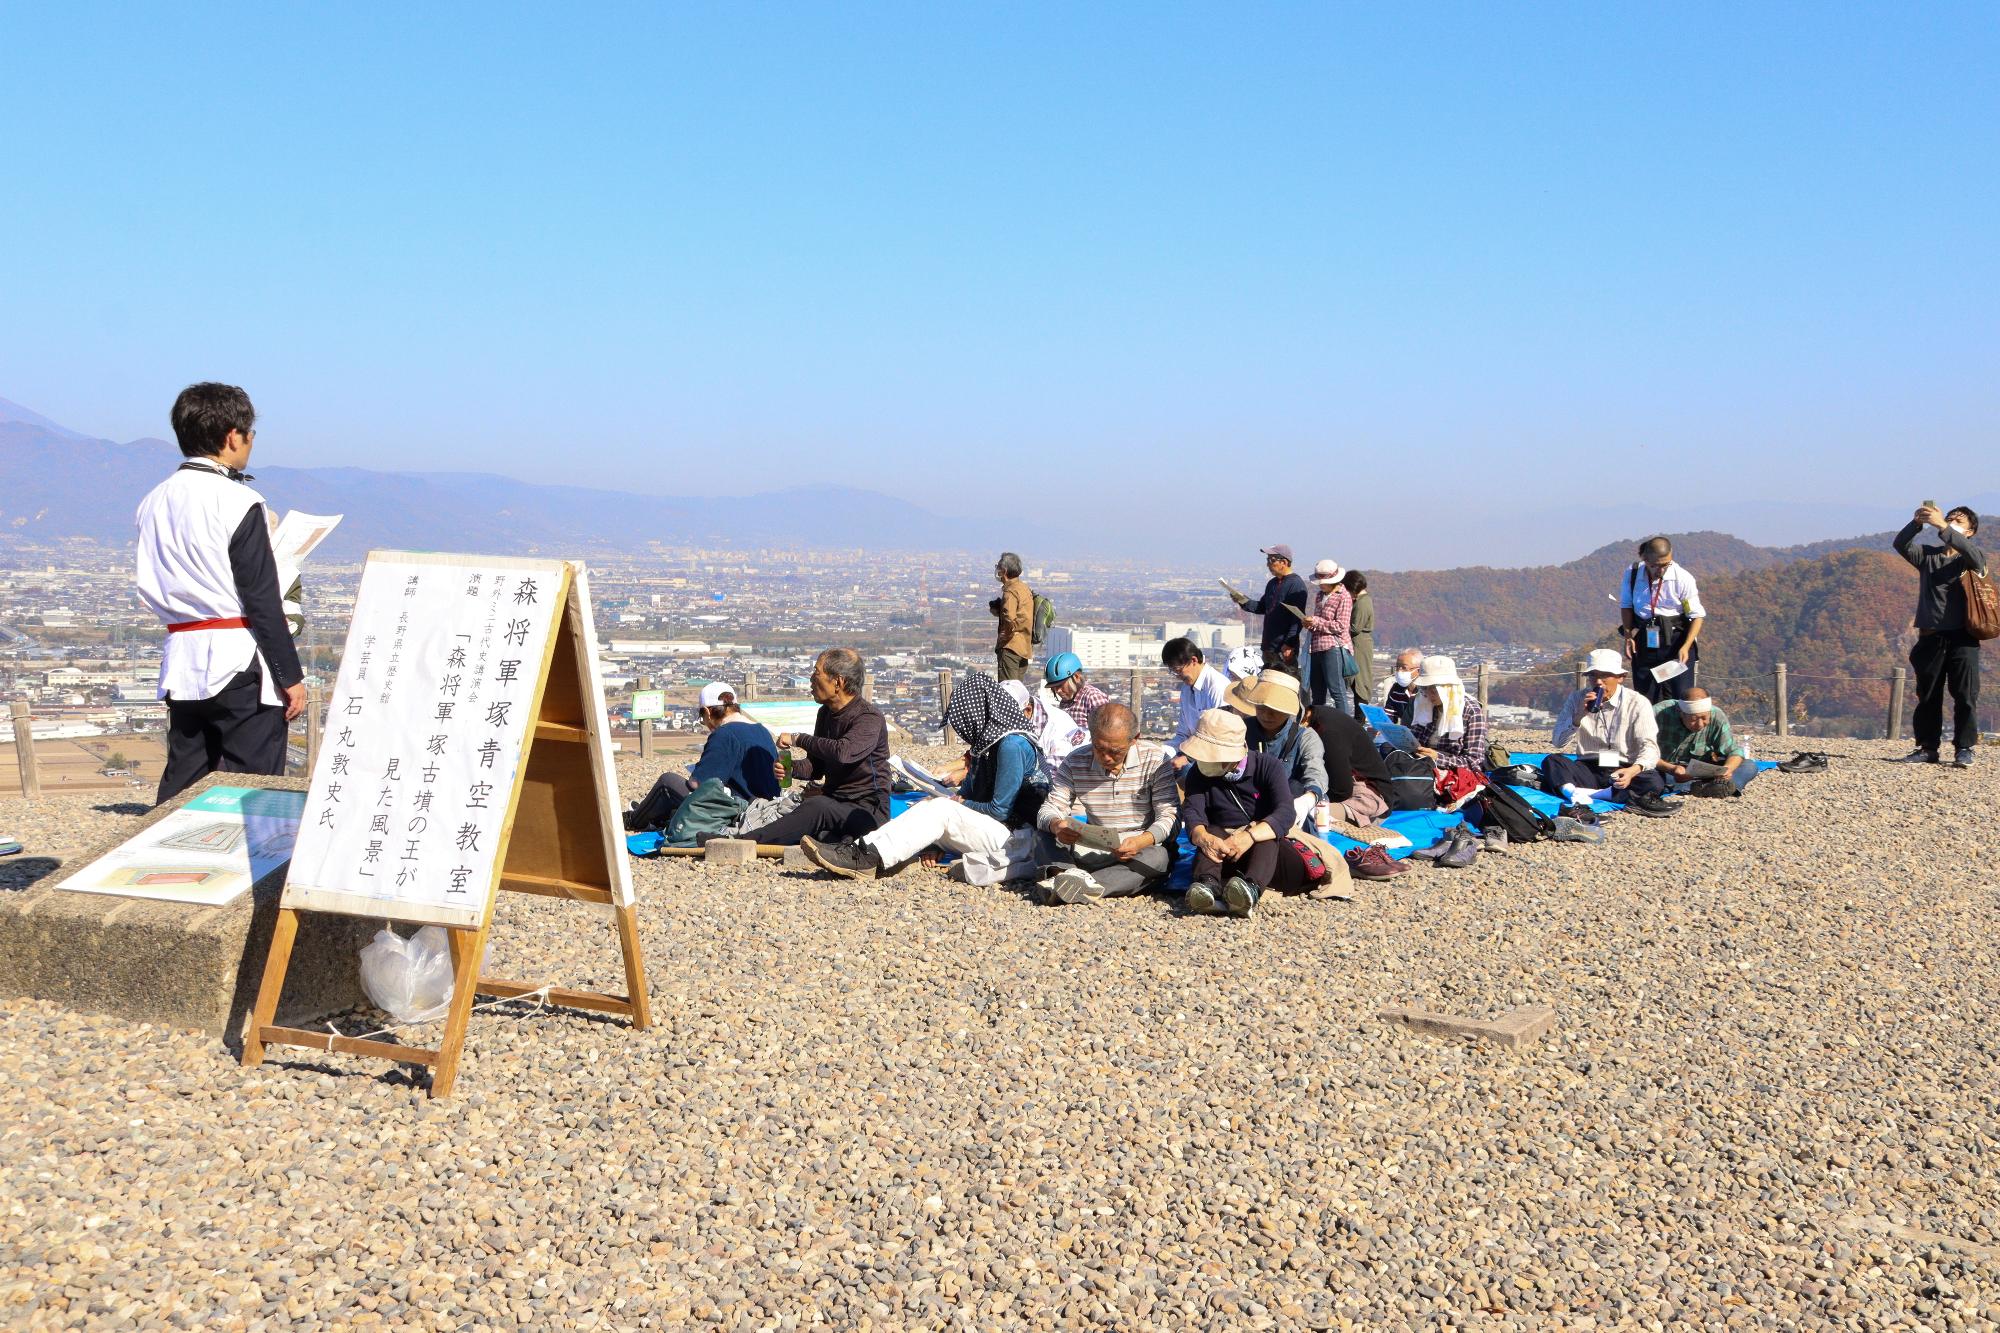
1222, 875, 1261, 918
1690, 778, 1738, 799
1551, 815, 1607, 844
1409, 834, 1454, 862
1481, 826, 1509, 854
1889, 749, 1938, 765
1184, 881, 1221, 915
1955, 748, 1976, 769
1344, 847, 1412, 879
1436, 828, 1481, 868
1050, 868, 1106, 906
1626, 793, 1680, 818
800, 836, 883, 880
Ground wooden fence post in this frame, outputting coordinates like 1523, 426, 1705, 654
1886, 666, 1906, 742
1127, 669, 1143, 723
637, 674, 654, 761
744, 670, 760, 702
1774, 662, 1789, 738
11, 701, 40, 799
1476, 662, 1491, 710
938, 669, 956, 746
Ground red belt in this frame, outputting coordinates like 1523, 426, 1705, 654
167, 617, 249, 633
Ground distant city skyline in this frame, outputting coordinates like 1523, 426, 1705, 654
4, 4, 1995, 565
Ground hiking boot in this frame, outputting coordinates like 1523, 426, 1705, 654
1890, 748, 1938, 765
1184, 881, 1221, 915
1551, 815, 1607, 844
1222, 876, 1261, 918
1344, 847, 1411, 879
1955, 748, 1976, 769
1481, 826, 1509, 854
800, 836, 882, 880
1409, 834, 1454, 862
1690, 778, 1738, 799
1049, 868, 1106, 906
1436, 828, 1480, 868
1626, 793, 1680, 818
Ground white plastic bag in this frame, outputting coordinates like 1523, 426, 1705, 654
358, 926, 456, 1024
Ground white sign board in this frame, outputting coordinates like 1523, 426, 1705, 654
57, 785, 305, 907
284, 552, 564, 928
630, 689, 666, 721
738, 700, 822, 736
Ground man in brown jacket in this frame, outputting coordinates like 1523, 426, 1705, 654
989, 551, 1034, 682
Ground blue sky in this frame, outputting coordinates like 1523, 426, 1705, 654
3, 3, 1995, 562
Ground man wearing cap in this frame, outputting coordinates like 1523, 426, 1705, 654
1407, 655, 1487, 776
1161, 636, 1234, 770
1618, 536, 1706, 704
1653, 687, 1754, 798
624, 681, 781, 831
1303, 560, 1354, 712
1542, 648, 1676, 816
1228, 671, 1327, 832
1228, 545, 1309, 677
1039, 652, 1112, 731
1177, 708, 1304, 919
1035, 703, 1179, 906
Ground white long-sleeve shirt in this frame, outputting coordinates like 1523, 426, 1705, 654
1552, 684, 1660, 769
1168, 665, 1232, 755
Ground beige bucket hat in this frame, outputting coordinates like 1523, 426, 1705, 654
1179, 708, 1249, 765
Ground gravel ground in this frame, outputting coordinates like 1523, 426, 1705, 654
4, 730, 1999, 1329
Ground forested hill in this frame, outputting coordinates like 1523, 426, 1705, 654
1368, 531, 1883, 648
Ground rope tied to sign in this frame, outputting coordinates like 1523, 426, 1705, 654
316, 983, 556, 1052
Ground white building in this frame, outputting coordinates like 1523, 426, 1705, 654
1158, 621, 1245, 653
1043, 628, 1139, 672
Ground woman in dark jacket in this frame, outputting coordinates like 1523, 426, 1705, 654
1176, 707, 1308, 919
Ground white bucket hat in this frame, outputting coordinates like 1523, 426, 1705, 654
1412, 654, 1460, 688
1583, 648, 1626, 676
1312, 559, 1345, 584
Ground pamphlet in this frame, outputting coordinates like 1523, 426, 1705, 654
1218, 578, 1249, 603
1681, 758, 1729, 780
889, 754, 957, 799
1070, 820, 1124, 852
1649, 658, 1687, 684
269, 510, 343, 592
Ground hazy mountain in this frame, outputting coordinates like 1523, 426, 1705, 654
0, 413, 1065, 559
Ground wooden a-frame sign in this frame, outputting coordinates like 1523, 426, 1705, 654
243, 553, 650, 1097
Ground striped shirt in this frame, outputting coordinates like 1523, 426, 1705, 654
1037, 738, 1179, 845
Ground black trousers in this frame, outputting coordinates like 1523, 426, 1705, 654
1910, 631, 1981, 752
628, 772, 695, 831
1539, 753, 1667, 803
743, 794, 885, 846
1190, 837, 1310, 892
157, 665, 288, 806
1630, 619, 1696, 704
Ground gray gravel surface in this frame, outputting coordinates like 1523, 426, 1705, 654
3, 731, 1998, 1329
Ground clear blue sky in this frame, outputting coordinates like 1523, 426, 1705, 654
4, 3, 1995, 562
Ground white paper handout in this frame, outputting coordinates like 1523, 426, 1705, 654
269, 511, 343, 591
1649, 658, 1687, 684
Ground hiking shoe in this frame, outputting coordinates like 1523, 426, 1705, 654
1626, 793, 1680, 818
1184, 881, 1221, 915
1409, 835, 1454, 862
1955, 748, 1976, 769
1556, 803, 1599, 823
1690, 778, 1738, 799
1481, 826, 1509, 854
1437, 828, 1480, 868
1889, 749, 1937, 765
800, 836, 882, 880
1222, 876, 1261, 918
1551, 815, 1607, 844
1344, 847, 1411, 879
1050, 868, 1106, 906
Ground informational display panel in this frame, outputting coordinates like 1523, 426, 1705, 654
283, 553, 565, 928
738, 700, 821, 737
57, 785, 305, 907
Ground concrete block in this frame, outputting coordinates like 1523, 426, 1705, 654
0, 774, 374, 1041
1378, 1002, 1557, 1049
703, 838, 756, 867
781, 846, 812, 872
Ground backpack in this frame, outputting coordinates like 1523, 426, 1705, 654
1031, 592, 1056, 646
1380, 748, 1439, 811
1476, 782, 1558, 843
664, 777, 748, 847
1963, 568, 2000, 641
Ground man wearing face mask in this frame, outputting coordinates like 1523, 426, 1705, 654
1383, 648, 1424, 726
1893, 503, 1988, 767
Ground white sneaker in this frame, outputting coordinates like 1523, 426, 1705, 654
1050, 868, 1106, 906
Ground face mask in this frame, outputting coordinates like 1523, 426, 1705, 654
1195, 759, 1234, 777
1393, 670, 1414, 687
1950, 522, 1971, 537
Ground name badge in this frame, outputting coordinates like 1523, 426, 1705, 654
1645, 624, 1661, 650
1598, 750, 1622, 769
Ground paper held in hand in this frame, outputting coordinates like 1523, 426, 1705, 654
1070, 821, 1124, 853
268, 510, 343, 592
1218, 578, 1249, 602
1650, 658, 1688, 684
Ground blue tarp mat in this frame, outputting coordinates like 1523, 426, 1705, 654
1506, 749, 1779, 776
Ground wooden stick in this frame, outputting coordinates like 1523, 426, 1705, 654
240, 906, 301, 1068
614, 902, 653, 1030
257, 1026, 440, 1067
652, 844, 788, 858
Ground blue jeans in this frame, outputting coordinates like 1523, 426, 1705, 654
1308, 648, 1350, 712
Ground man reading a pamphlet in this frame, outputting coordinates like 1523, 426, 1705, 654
136, 382, 306, 804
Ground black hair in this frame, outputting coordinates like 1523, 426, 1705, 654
170, 382, 255, 458
1161, 636, 1201, 669
818, 647, 866, 695
1342, 569, 1368, 594
995, 552, 1023, 578
1948, 506, 1980, 534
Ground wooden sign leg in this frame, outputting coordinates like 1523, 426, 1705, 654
614, 902, 652, 1031
430, 919, 495, 1099
240, 907, 301, 1068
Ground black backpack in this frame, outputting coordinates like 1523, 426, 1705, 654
1476, 781, 1558, 843
1380, 748, 1439, 811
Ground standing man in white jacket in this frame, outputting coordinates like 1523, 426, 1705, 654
136, 382, 306, 804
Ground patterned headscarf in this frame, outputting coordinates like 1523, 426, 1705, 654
946, 671, 1034, 756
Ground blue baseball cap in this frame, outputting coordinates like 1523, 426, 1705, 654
1044, 651, 1083, 684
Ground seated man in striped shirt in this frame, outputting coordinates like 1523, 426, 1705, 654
1035, 703, 1179, 906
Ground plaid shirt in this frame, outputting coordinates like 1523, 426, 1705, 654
1062, 681, 1113, 729
1411, 697, 1488, 771
1306, 585, 1353, 652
